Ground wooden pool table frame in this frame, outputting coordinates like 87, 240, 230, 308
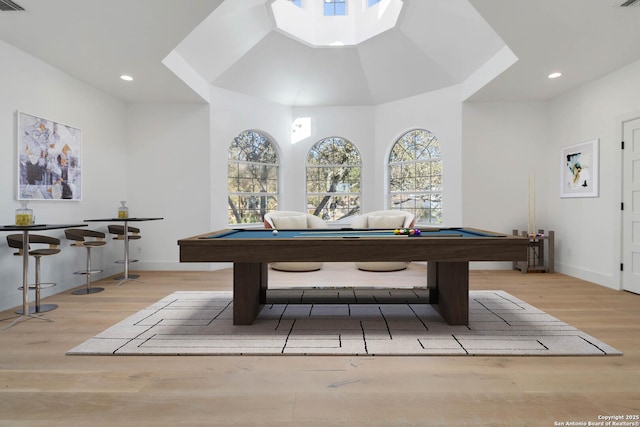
178, 228, 528, 326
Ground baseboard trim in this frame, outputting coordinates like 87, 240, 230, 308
555, 262, 620, 290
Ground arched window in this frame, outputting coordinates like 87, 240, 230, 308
388, 129, 442, 224
306, 137, 361, 222
228, 130, 279, 224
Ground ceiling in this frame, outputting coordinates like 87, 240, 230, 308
0, 0, 639, 106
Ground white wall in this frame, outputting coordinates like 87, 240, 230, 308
125, 103, 211, 270
209, 87, 293, 226
376, 85, 464, 224
461, 101, 549, 269
461, 101, 549, 233
0, 41, 127, 311
547, 58, 640, 289
291, 105, 375, 212
461, 57, 640, 281
208, 85, 464, 227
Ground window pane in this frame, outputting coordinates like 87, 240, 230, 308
413, 194, 442, 223
228, 195, 278, 224
310, 194, 360, 221
306, 137, 361, 222
228, 163, 239, 191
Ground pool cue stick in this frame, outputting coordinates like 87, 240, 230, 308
533, 173, 537, 236
528, 173, 531, 237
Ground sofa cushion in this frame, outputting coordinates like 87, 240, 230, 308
271, 215, 307, 229
368, 215, 406, 229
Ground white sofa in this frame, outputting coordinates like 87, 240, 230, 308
263, 211, 328, 272
350, 210, 415, 272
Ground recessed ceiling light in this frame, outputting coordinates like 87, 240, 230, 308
120, 75, 134, 81
548, 72, 562, 79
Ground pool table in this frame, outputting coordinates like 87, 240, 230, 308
178, 228, 528, 326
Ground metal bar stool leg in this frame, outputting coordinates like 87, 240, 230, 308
71, 246, 104, 295
16, 255, 58, 314
109, 224, 142, 285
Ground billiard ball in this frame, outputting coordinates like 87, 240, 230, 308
272, 230, 278, 235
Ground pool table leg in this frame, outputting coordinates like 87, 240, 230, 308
233, 262, 268, 325
427, 261, 469, 326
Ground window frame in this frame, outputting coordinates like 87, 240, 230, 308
387, 129, 443, 224
227, 130, 280, 225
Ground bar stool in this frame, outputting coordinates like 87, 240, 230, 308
65, 229, 106, 295
108, 225, 141, 280
6, 234, 61, 314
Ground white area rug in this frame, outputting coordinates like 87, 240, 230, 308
67, 290, 622, 356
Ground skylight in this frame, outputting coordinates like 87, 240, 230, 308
271, 0, 403, 47
324, 0, 347, 16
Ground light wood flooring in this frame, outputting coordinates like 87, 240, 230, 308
0, 263, 638, 427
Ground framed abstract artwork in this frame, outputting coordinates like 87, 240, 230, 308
17, 111, 82, 200
560, 139, 599, 198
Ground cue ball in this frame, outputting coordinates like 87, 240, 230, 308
272, 230, 278, 235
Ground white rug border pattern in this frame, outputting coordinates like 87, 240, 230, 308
67, 290, 622, 356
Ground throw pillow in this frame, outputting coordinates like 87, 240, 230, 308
368, 215, 405, 229
272, 215, 308, 229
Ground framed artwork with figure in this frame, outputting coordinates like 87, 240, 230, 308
17, 111, 82, 201
560, 139, 599, 198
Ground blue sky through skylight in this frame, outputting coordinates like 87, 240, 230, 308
324, 0, 346, 16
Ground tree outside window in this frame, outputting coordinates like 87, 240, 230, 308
388, 129, 442, 224
306, 137, 361, 222
228, 130, 279, 224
